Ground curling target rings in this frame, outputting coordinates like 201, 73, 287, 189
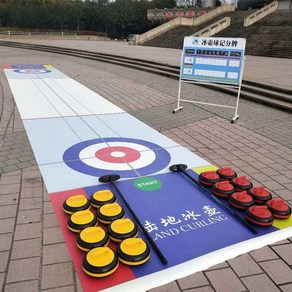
13, 69, 51, 74
63, 138, 171, 177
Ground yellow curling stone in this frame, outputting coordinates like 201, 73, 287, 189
67, 210, 98, 233
90, 189, 116, 208
96, 202, 125, 224
76, 226, 109, 252
117, 238, 150, 266
82, 247, 119, 277
108, 218, 138, 242
63, 194, 91, 214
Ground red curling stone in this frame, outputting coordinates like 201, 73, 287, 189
231, 176, 253, 191
211, 181, 234, 198
228, 191, 254, 210
199, 171, 220, 187
248, 186, 272, 204
266, 199, 291, 219
216, 167, 237, 181
245, 205, 273, 226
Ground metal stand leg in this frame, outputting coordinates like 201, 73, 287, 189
231, 115, 239, 124
173, 78, 183, 114
231, 56, 245, 123
173, 107, 183, 114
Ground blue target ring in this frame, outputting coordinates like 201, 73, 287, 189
63, 137, 171, 177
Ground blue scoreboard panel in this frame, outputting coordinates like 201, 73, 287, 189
181, 37, 246, 85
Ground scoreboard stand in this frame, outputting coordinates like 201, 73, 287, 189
173, 36, 246, 123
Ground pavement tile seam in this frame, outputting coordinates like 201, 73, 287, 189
39, 181, 46, 291
72, 269, 80, 292
177, 271, 213, 290
205, 267, 248, 292
1, 169, 21, 286
39, 179, 78, 290
1, 168, 44, 290
241, 274, 281, 292
224, 261, 254, 290
201, 271, 218, 292
180, 284, 212, 291
3, 279, 40, 292
258, 259, 292, 286
271, 240, 291, 246
239, 272, 272, 279
279, 284, 292, 292
270, 246, 292, 268
42, 260, 73, 267
5, 257, 41, 284
240, 274, 282, 292
249, 246, 280, 263
41, 285, 75, 292
41, 262, 75, 290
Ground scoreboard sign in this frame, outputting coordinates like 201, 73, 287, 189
181, 37, 246, 85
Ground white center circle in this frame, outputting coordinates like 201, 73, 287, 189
111, 151, 126, 158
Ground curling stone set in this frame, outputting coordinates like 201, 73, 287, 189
63, 189, 151, 278
169, 164, 291, 234
198, 167, 291, 227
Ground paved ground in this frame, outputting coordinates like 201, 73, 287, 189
0, 41, 292, 292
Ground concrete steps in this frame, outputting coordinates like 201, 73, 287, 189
143, 10, 292, 59
0, 40, 291, 112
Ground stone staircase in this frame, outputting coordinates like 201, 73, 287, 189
143, 11, 251, 49
216, 10, 292, 58
142, 26, 198, 49
142, 10, 292, 59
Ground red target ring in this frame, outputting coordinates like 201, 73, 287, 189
95, 146, 141, 163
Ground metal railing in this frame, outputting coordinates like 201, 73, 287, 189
0, 31, 110, 41
192, 17, 231, 37
243, 1, 279, 27
136, 4, 235, 45
0, 31, 78, 36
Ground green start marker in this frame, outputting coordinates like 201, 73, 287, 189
134, 177, 162, 191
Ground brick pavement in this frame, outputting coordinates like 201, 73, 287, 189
0, 43, 291, 291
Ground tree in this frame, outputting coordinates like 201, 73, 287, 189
130, 0, 153, 34
111, 0, 136, 38
0, 0, 161, 38
152, 0, 176, 9
69, 0, 84, 33
52, 0, 69, 30
83, 0, 99, 31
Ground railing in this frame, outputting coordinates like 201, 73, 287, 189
136, 4, 235, 45
192, 17, 231, 37
243, 1, 278, 27
0, 31, 78, 36
0, 31, 109, 41
135, 18, 182, 45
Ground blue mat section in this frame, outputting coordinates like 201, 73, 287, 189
84, 171, 277, 277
